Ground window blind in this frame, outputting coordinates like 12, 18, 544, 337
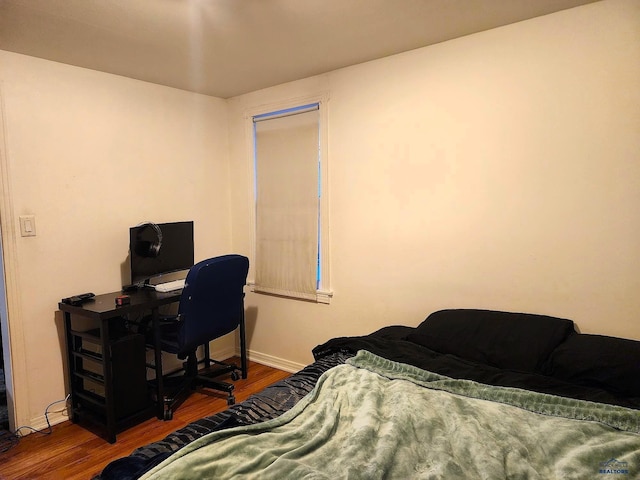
253, 107, 319, 300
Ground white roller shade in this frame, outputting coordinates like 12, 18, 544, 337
254, 107, 319, 300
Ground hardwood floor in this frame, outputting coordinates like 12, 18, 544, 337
0, 359, 290, 480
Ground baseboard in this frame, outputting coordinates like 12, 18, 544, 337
212, 344, 305, 373
243, 349, 305, 373
25, 406, 69, 434
209, 345, 236, 362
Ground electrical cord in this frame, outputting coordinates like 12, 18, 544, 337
0, 394, 71, 453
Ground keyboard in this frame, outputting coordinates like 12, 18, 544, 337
154, 279, 185, 292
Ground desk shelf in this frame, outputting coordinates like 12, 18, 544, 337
73, 367, 105, 385
69, 328, 100, 341
72, 348, 103, 364
74, 389, 106, 411
59, 289, 181, 443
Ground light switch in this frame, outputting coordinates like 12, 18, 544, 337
19, 215, 36, 237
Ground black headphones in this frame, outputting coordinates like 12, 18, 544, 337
135, 222, 163, 258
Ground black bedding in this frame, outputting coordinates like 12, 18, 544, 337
314, 326, 640, 410
97, 310, 640, 479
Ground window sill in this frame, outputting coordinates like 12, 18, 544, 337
248, 282, 332, 304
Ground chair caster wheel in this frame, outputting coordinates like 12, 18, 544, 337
231, 371, 240, 381
227, 396, 236, 406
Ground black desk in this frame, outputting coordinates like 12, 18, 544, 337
59, 288, 181, 443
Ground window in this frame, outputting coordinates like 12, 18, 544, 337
250, 97, 331, 303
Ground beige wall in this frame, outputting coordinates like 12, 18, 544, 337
228, 0, 640, 368
0, 0, 638, 432
0, 52, 232, 428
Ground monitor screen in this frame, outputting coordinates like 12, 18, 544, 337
129, 221, 194, 285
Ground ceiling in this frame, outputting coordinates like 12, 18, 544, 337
0, 0, 599, 99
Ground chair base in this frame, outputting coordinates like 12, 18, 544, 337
160, 356, 242, 420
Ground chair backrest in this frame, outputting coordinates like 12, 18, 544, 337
176, 254, 249, 357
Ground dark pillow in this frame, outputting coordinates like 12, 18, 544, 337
407, 309, 575, 373
545, 333, 640, 397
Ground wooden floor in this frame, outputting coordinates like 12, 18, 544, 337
0, 359, 290, 480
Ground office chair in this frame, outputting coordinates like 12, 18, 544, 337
154, 254, 249, 420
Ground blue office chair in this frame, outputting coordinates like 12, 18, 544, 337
155, 254, 249, 419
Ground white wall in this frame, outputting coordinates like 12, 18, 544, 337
228, 0, 640, 368
0, 0, 638, 432
0, 52, 232, 428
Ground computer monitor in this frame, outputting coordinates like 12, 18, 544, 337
129, 221, 194, 285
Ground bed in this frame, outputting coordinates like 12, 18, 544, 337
96, 309, 640, 479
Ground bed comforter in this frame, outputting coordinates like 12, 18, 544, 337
139, 350, 640, 479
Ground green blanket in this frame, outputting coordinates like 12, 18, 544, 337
141, 351, 640, 479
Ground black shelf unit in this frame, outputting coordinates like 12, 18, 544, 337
68, 328, 149, 420
59, 289, 181, 443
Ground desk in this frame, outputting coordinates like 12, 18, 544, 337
59, 288, 181, 443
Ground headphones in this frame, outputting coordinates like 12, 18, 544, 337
135, 222, 163, 258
